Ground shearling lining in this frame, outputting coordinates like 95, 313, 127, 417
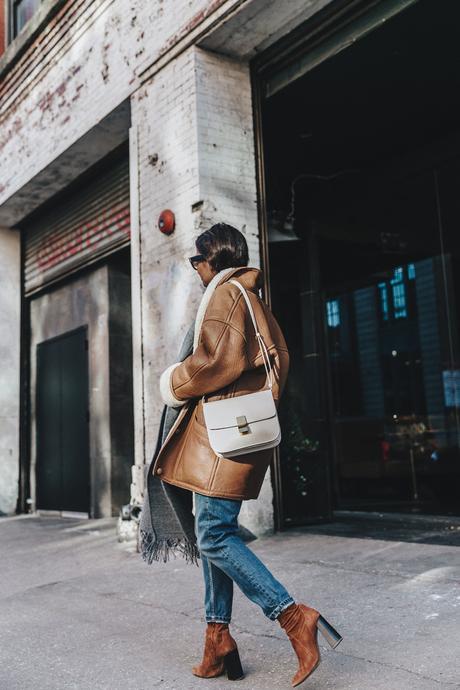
159, 362, 186, 408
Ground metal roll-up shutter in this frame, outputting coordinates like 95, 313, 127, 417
24, 158, 130, 296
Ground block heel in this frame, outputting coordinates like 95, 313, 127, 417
223, 647, 245, 680
317, 614, 343, 648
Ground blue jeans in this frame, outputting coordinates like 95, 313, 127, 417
194, 492, 295, 623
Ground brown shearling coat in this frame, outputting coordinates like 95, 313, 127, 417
152, 266, 290, 500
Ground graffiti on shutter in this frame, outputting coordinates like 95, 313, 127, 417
25, 159, 130, 295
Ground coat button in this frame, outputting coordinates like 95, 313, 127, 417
156, 467, 163, 475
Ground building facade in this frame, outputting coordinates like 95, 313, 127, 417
2, 0, 460, 533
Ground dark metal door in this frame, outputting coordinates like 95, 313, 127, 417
36, 327, 90, 512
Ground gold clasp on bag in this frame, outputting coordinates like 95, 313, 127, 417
236, 415, 250, 434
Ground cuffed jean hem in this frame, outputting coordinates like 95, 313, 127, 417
205, 616, 232, 624
266, 596, 296, 621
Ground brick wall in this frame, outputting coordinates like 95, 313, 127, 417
0, 227, 20, 515
0, 0, 231, 206
194, 47, 260, 263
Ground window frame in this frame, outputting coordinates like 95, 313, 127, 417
8, 0, 41, 41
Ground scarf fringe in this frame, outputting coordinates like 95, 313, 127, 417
140, 529, 200, 566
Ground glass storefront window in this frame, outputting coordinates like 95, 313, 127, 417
323, 167, 460, 514
262, 0, 460, 523
11, 0, 41, 38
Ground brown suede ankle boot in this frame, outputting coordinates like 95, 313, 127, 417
277, 603, 321, 687
192, 622, 244, 681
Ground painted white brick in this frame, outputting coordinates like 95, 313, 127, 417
0, 228, 20, 515
0, 0, 233, 205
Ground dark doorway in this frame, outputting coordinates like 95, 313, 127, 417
36, 327, 90, 512
260, 0, 460, 524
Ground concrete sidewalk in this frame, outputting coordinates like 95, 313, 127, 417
1, 512, 459, 690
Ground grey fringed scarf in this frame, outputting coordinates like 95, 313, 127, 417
139, 321, 200, 566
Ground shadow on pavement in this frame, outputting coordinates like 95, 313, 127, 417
286, 511, 460, 547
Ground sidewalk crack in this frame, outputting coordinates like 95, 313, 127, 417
334, 648, 460, 687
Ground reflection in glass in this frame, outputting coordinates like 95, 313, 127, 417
14, 0, 41, 36
327, 247, 460, 513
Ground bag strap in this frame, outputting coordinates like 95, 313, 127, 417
229, 279, 274, 391
201, 279, 274, 403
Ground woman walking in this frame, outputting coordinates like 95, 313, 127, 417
139, 223, 342, 686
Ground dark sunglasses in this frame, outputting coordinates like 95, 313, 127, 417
188, 254, 206, 270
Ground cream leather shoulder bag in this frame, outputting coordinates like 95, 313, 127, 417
201, 279, 281, 458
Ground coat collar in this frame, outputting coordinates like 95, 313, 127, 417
216, 266, 263, 291
193, 266, 263, 352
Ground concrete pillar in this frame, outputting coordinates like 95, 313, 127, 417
130, 45, 274, 535
0, 227, 20, 515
